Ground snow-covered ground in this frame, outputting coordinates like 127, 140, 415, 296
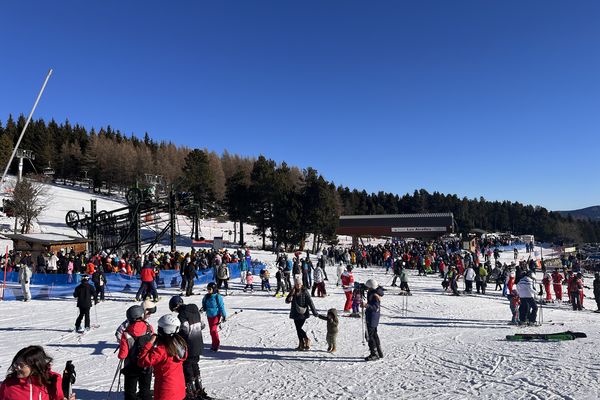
0, 180, 599, 399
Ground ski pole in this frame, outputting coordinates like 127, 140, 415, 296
361, 305, 365, 345
106, 359, 123, 400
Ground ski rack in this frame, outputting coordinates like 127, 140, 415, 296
65, 187, 192, 255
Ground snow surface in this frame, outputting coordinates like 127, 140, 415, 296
0, 180, 599, 400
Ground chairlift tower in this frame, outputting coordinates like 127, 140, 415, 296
16, 149, 35, 182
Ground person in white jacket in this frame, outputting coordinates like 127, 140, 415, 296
464, 266, 476, 294
18, 264, 32, 301
516, 271, 538, 325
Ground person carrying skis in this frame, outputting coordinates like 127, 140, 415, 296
340, 265, 355, 312
362, 279, 384, 361
448, 266, 460, 296
286, 274, 320, 350
201, 282, 227, 352
0, 345, 75, 400
118, 305, 153, 400
138, 315, 187, 400
169, 296, 210, 400
73, 275, 95, 333
551, 268, 564, 302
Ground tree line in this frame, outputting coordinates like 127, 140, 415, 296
1, 114, 599, 246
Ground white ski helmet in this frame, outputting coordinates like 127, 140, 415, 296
158, 314, 180, 335
365, 279, 378, 289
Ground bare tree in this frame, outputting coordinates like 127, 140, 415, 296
11, 178, 48, 233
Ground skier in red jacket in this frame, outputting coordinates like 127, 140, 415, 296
340, 265, 355, 312
138, 314, 188, 400
552, 269, 564, 301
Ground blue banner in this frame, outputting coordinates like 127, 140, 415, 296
0, 262, 265, 301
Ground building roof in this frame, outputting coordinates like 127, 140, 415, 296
1, 232, 90, 245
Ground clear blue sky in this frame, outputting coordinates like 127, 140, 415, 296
1, 1, 599, 211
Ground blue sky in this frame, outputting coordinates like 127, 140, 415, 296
1, 1, 599, 211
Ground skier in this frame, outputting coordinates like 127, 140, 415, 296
362, 278, 384, 361
340, 265, 355, 312
286, 274, 320, 350
18, 262, 32, 301
201, 282, 227, 352
168, 296, 210, 399
350, 283, 362, 317
259, 268, 271, 292
311, 263, 326, 297
115, 299, 157, 342
476, 263, 488, 295
136, 261, 158, 302
317, 308, 339, 353
73, 275, 95, 333
516, 270, 538, 325
335, 262, 344, 287
243, 271, 254, 292
542, 271, 553, 302
118, 305, 153, 400
507, 288, 520, 324
138, 315, 187, 400
448, 266, 460, 296
399, 265, 411, 295
0, 345, 75, 400
551, 269, 564, 302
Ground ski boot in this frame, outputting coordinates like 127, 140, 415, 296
365, 353, 379, 361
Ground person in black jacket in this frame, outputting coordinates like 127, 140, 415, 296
73, 275, 95, 333
169, 295, 209, 399
285, 275, 321, 350
362, 279, 384, 361
183, 259, 198, 297
91, 267, 107, 304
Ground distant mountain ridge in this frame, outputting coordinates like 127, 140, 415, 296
558, 206, 600, 221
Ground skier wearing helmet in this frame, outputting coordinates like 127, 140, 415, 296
139, 314, 187, 400
361, 279, 384, 361
169, 295, 210, 399
118, 305, 154, 400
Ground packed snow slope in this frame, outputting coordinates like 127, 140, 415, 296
0, 181, 599, 399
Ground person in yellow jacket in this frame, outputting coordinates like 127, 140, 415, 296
476, 264, 488, 295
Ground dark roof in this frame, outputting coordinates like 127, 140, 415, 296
1, 233, 90, 245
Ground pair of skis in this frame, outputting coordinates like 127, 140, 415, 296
506, 331, 587, 341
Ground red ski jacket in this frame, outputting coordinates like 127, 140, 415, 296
0, 371, 64, 400
138, 341, 187, 400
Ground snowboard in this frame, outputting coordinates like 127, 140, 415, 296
506, 331, 587, 341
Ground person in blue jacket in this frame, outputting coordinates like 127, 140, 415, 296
362, 278, 385, 361
201, 282, 227, 351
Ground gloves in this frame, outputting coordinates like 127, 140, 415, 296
221, 316, 226, 323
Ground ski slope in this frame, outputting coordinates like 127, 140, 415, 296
0, 181, 598, 399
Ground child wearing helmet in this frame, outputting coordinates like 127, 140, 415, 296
117, 305, 154, 400
138, 314, 187, 400
350, 283, 362, 317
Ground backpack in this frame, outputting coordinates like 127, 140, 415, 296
122, 322, 153, 372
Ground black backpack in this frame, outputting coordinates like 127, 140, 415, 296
122, 322, 153, 372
